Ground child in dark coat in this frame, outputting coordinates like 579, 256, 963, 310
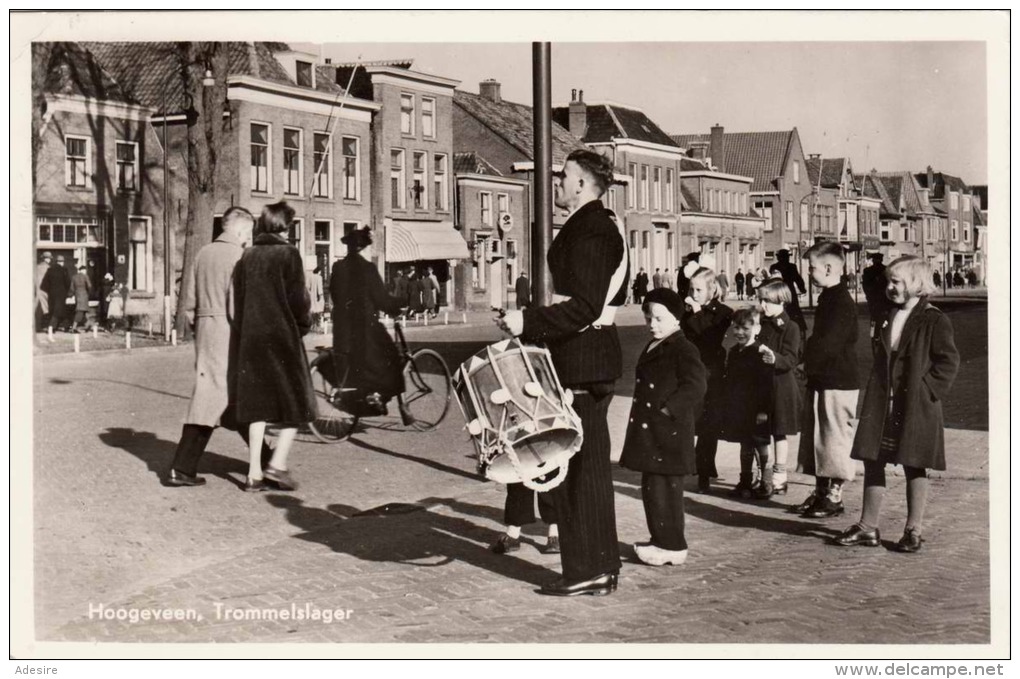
755, 279, 803, 498
620, 288, 708, 566
834, 256, 959, 552
720, 307, 773, 498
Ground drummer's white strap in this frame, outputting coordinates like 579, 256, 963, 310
552, 210, 629, 330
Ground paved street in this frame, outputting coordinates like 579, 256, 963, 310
29, 300, 992, 646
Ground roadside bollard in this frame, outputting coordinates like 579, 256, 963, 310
171, 329, 177, 346
73, 334, 80, 353
126, 332, 132, 350
47, 327, 54, 343
424, 313, 428, 326
148, 322, 153, 337
92, 326, 98, 340
444, 312, 449, 325
462, 312, 467, 324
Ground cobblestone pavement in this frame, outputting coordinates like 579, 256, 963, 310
27, 302, 995, 648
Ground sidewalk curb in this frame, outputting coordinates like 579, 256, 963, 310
33, 342, 194, 362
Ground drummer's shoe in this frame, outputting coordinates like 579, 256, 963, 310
489, 534, 520, 554
539, 571, 618, 597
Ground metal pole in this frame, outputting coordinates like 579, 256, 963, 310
532, 42, 553, 306
162, 90, 172, 341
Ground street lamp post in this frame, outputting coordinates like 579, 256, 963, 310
799, 186, 819, 308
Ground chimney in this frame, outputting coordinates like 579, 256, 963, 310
809, 153, 821, 160
324, 57, 332, 65
710, 124, 725, 173
479, 79, 502, 103
926, 165, 935, 191
569, 88, 587, 139
689, 141, 710, 161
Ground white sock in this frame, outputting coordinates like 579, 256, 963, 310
547, 524, 559, 538
506, 525, 521, 539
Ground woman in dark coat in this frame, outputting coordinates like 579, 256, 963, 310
755, 279, 803, 496
620, 288, 707, 566
835, 256, 959, 553
681, 266, 734, 493
232, 202, 315, 492
330, 227, 411, 421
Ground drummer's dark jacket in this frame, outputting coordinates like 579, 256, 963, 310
619, 330, 708, 476
521, 199, 628, 388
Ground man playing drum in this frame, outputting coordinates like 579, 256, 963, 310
499, 149, 628, 596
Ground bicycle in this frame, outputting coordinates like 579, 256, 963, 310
307, 317, 452, 443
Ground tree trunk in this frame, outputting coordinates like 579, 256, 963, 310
174, 42, 229, 339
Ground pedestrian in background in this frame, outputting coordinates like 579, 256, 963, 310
632, 268, 649, 305
70, 264, 92, 332
834, 256, 959, 553
620, 288, 707, 566
166, 207, 273, 488
514, 272, 532, 309
682, 266, 734, 494
734, 269, 745, 300
770, 249, 807, 336
36, 251, 51, 331
423, 266, 440, 316
755, 279, 803, 497
42, 254, 72, 333
652, 268, 663, 290
98, 273, 115, 329
716, 270, 729, 302
795, 242, 859, 519
232, 201, 315, 493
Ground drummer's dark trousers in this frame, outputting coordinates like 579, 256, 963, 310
552, 389, 621, 581
504, 482, 557, 526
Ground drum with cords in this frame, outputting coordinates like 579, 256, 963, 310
454, 338, 582, 492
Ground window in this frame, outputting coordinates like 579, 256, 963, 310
390, 149, 406, 209
963, 195, 971, 212
283, 128, 302, 196
707, 190, 715, 213
640, 165, 649, 209
949, 192, 958, 210
128, 216, 152, 292
412, 152, 427, 209
793, 160, 800, 184
800, 202, 809, 234
116, 141, 138, 191
341, 136, 359, 201
951, 219, 958, 241
606, 186, 616, 213
433, 153, 448, 210
497, 193, 509, 222
312, 132, 332, 198
963, 222, 970, 243
627, 163, 637, 209
665, 169, 674, 212
785, 201, 794, 231
314, 220, 331, 269
65, 135, 90, 187
652, 167, 662, 211
400, 93, 415, 136
740, 193, 747, 214
250, 123, 270, 193
506, 238, 518, 285
36, 216, 103, 246
296, 60, 313, 88
422, 97, 436, 139
288, 218, 303, 251
902, 226, 910, 242
473, 235, 488, 289
881, 221, 891, 242
480, 191, 493, 226
754, 200, 773, 232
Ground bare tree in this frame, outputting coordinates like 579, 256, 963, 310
173, 41, 229, 338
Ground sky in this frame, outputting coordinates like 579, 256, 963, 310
304, 41, 988, 185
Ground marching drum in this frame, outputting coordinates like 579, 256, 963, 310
454, 339, 583, 492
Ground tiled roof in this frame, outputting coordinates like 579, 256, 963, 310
671, 130, 796, 192
81, 42, 345, 115
39, 42, 138, 105
454, 90, 586, 165
914, 170, 970, 199
454, 152, 503, 176
873, 171, 926, 218
856, 173, 899, 217
552, 103, 679, 147
806, 157, 848, 189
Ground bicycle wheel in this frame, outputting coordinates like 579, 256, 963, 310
308, 353, 359, 443
402, 348, 452, 432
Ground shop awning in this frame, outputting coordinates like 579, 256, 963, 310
385, 220, 470, 262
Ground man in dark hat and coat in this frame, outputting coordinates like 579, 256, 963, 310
769, 248, 807, 334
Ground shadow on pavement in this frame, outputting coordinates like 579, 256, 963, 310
345, 436, 480, 482
265, 494, 558, 586
98, 427, 249, 484
54, 377, 190, 401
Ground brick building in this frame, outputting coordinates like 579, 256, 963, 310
805, 156, 881, 280
332, 60, 466, 307
453, 153, 529, 311
672, 127, 813, 268
37, 41, 381, 324
914, 167, 980, 275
